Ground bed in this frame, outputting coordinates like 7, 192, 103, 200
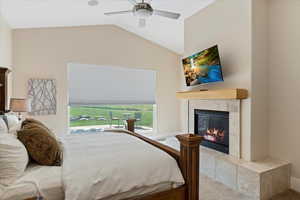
1, 120, 202, 200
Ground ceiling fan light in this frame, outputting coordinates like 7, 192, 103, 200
135, 9, 152, 18
88, 0, 99, 6
138, 18, 146, 28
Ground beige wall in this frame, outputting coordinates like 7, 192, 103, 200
0, 13, 12, 68
268, 0, 300, 181
182, 0, 253, 160
12, 25, 181, 135
251, 0, 269, 160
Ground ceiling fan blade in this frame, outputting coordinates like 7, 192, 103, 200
153, 10, 181, 19
104, 10, 133, 16
127, 0, 137, 5
138, 18, 146, 28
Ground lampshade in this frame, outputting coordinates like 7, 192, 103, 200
10, 98, 29, 113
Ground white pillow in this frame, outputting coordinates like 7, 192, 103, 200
0, 134, 29, 186
0, 118, 8, 134
5, 115, 21, 136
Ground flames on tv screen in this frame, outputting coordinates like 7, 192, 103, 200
182, 45, 224, 87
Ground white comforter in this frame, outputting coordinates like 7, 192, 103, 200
62, 132, 184, 200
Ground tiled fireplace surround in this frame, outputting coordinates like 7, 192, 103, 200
188, 99, 291, 200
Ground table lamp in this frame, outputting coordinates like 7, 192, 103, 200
10, 98, 29, 120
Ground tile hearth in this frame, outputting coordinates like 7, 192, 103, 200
199, 174, 298, 200
200, 146, 291, 200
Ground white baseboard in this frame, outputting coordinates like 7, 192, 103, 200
291, 177, 300, 192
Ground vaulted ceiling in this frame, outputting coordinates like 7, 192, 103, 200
0, 0, 215, 54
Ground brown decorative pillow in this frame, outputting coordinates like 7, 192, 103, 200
17, 125, 62, 166
22, 122, 56, 139
22, 118, 49, 130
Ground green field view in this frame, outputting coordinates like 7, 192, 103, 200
70, 105, 154, 127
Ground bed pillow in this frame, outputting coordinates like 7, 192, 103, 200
17, 125, 61, 166
0, 117, 8, 134
5, 115, 22, 136
0, 134, 29, 186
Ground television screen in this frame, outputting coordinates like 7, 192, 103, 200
182, 45, 224, 87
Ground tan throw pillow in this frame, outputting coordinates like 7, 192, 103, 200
17, 125, 61, 166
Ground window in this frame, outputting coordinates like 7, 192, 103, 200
69, 104, 154, 134
68, 63, 157, 134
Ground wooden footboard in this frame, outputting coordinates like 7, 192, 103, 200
126, 120, 203, 200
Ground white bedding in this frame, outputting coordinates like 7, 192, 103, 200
0, 164, 64, 200
161, 136, 181, 151
62, 131, 185, 200
0, 165, 175, 200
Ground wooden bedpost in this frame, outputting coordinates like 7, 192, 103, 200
126, 119, 136, 133
176, 134, 203, 200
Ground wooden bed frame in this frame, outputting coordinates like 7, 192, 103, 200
26, 120, 202, 200
124, 120, 203, 200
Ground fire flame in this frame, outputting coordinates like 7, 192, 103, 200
204, 128, 225, 142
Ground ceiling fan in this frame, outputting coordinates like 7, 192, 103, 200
104, 0, 181, 28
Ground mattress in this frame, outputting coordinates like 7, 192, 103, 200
1, 164, 175, 200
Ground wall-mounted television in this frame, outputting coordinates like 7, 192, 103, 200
182, 45, 224, 87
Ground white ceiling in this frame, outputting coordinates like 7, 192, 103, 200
0, 0, 215, 54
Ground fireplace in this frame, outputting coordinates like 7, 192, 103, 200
194, 109, 229, 154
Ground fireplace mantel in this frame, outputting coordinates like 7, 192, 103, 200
176, 88, 248, 100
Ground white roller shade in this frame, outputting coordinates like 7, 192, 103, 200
68, 63, 156, 105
